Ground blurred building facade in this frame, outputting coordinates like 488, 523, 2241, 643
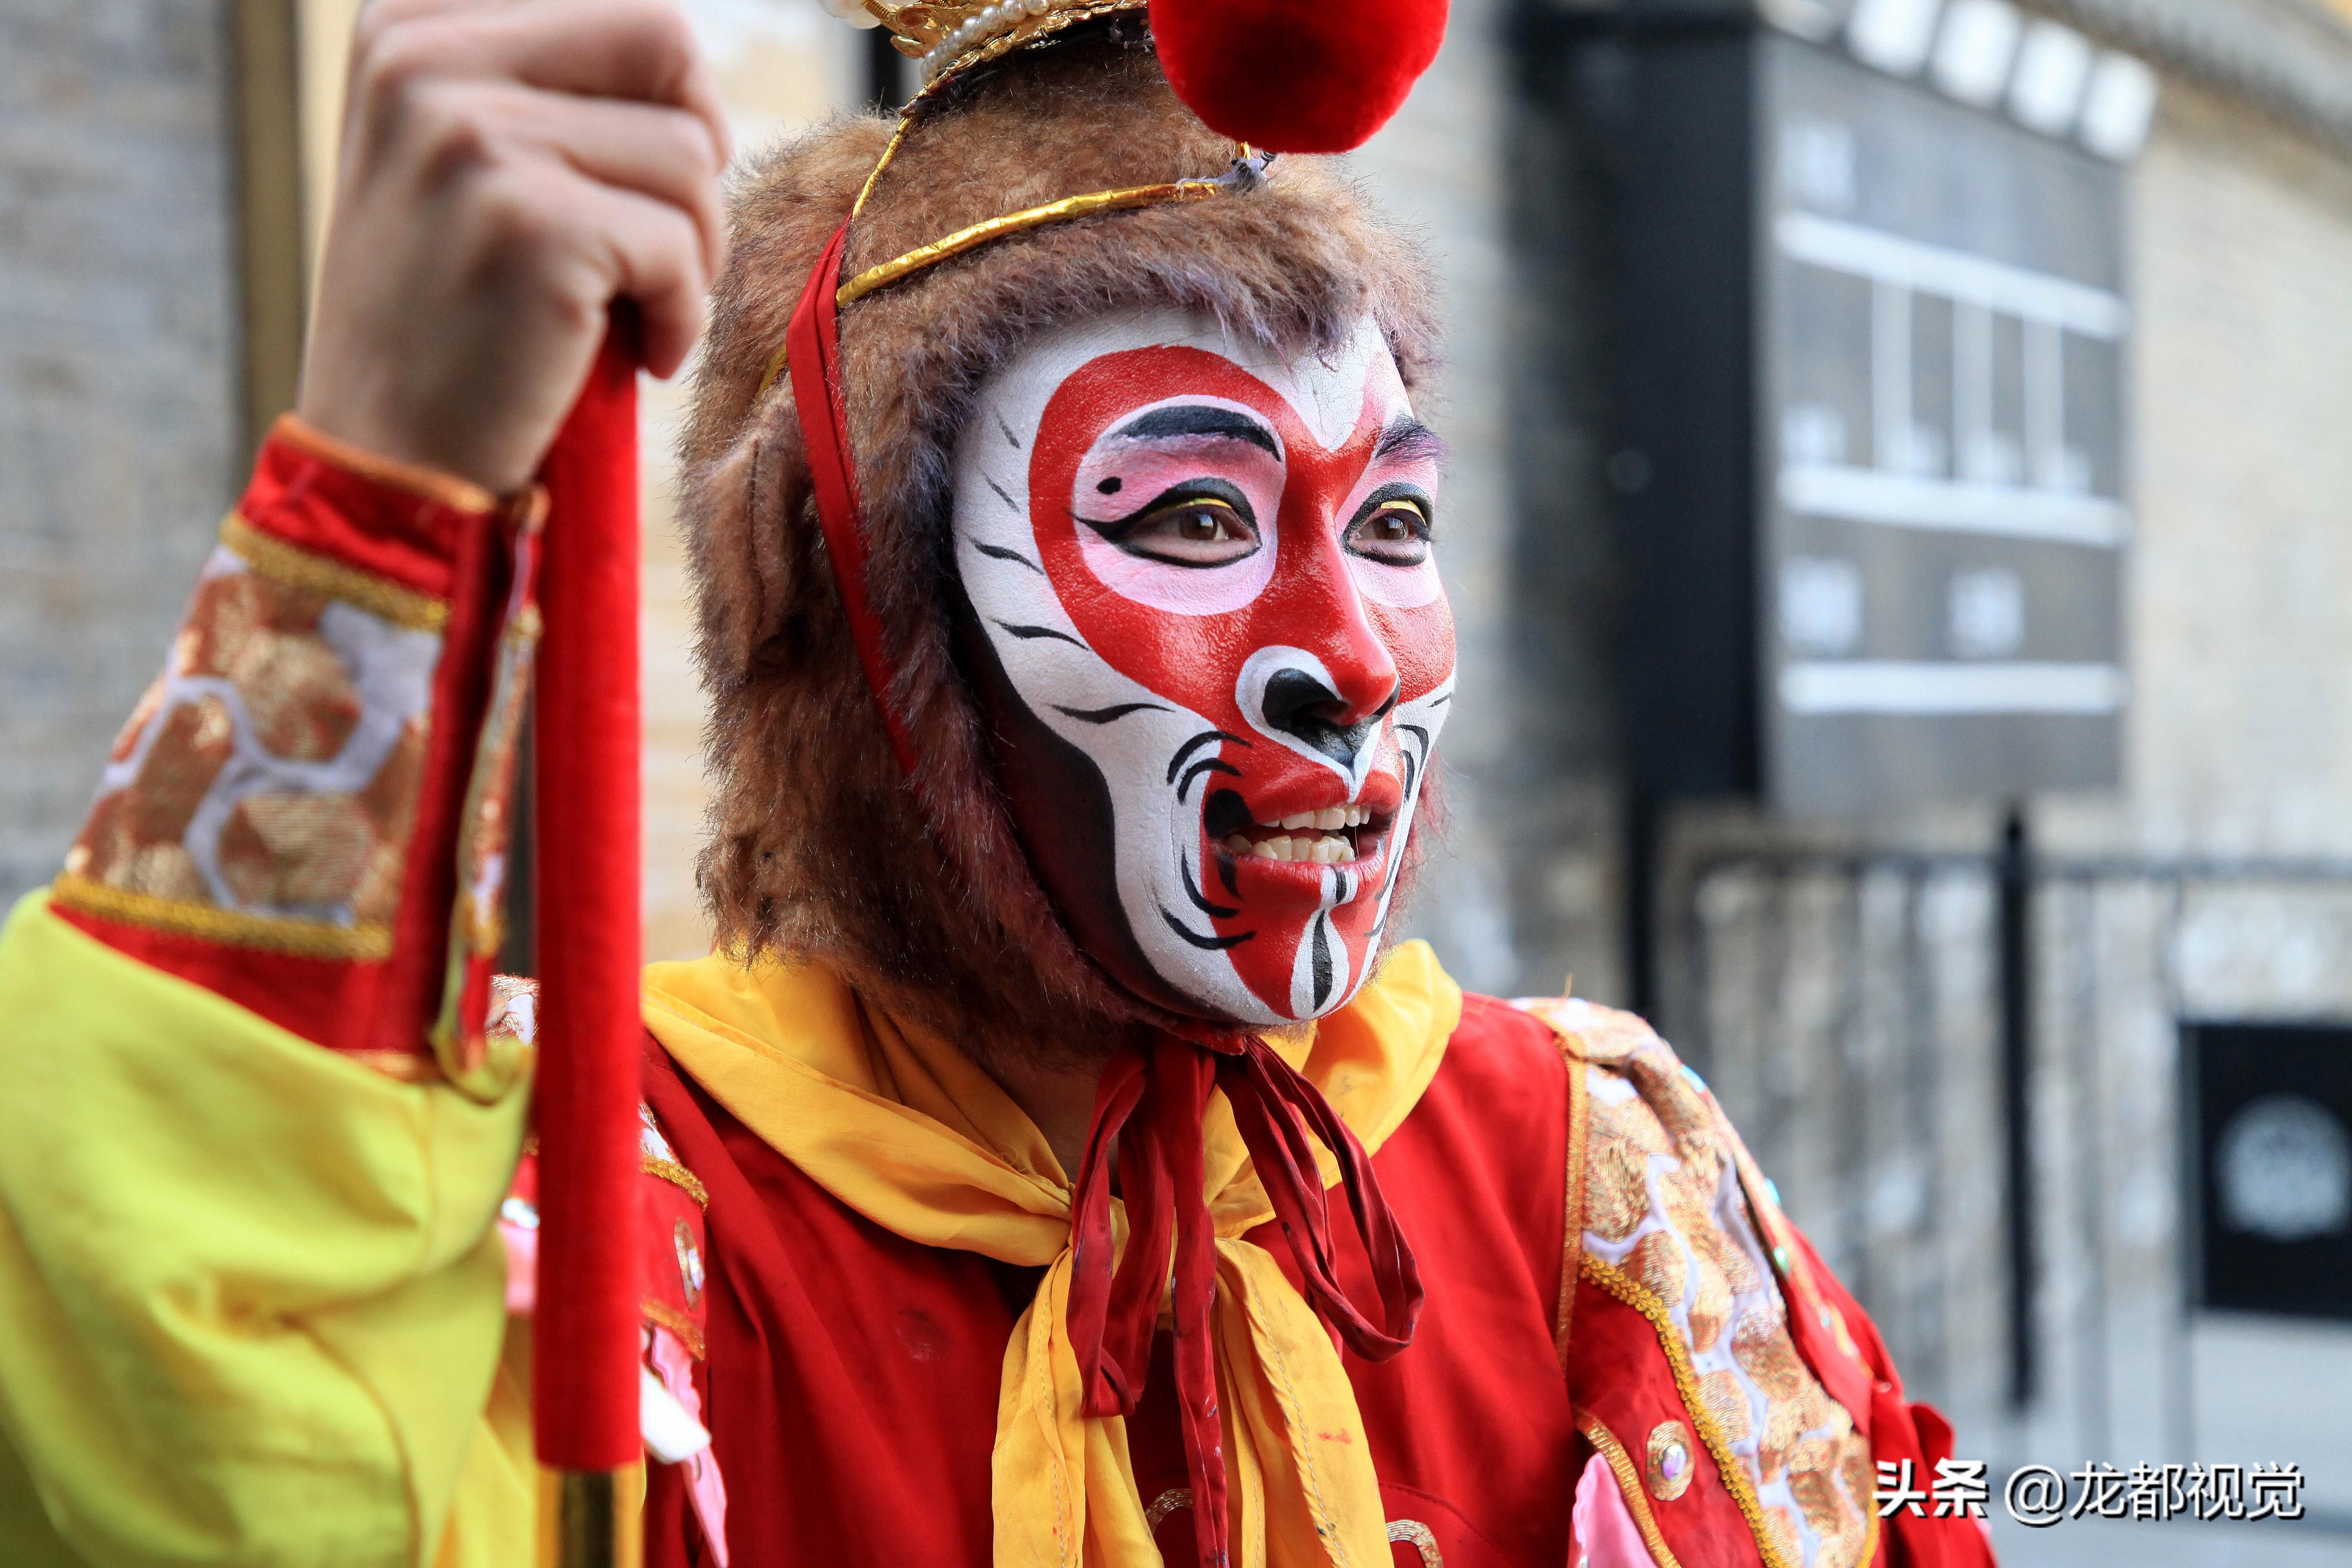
3, 0, 2351, 1561
1492, 3, 2352, 1561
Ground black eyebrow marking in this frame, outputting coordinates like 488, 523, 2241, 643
983, 474, 1021, 513
996, 410, 1022, 450
1053, 701, 1170, 723
1374, 416, 1446, 465
1110, 404, 1280, 457
1166, 729, 1251, 785
972, 541, 1044, 574
994, 621, 1087, 648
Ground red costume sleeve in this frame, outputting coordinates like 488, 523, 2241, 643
49, 415, 543, 1081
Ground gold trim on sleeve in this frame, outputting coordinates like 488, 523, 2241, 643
221, 514, 453, 633
1558, 1029, 1591, 1367
642, 1156, 709, 1209
52, 871, 394, 961
641, 1298, 706, 1360
274, 413, 500, 514
341, 1048, 445, 1084
1511, 995, 1593, 1368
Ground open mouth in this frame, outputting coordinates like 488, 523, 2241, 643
1215, 804, 1383, 865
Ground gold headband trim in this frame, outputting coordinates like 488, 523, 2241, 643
756, 147, 1273, 398
838, 175, 1223, 306
850, 114, 919, 222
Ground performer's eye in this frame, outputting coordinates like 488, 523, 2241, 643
1347, 496, 1433, 566
1087, 482, 1263, 567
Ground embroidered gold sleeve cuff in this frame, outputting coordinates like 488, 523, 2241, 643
53, 416, 542, 1090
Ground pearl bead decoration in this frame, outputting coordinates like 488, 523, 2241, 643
919, 0, 1062, 82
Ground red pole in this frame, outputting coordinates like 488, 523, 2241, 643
530, 319, 644, 1566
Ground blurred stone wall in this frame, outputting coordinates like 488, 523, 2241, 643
2098, 66, 2352, 861
0, 0, 243, 908
637, 0, 863, 962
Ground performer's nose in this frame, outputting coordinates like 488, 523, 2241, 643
1261, 666, 1395, 768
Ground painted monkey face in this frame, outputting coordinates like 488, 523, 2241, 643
951, 311, 1455, 1027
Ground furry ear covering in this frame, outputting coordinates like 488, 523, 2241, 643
679, 21, 1443, 1061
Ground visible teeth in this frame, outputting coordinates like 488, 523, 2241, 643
1278, 811, 1315, 830
1314, 806, 1344, 831
1235, 831, 1362, 864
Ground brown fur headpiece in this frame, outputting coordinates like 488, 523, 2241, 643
679, 21, 1441, 1059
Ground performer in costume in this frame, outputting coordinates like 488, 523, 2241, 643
0, 2, 1996, 1566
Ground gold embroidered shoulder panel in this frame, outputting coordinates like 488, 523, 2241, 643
1517, 998, 1877, 1568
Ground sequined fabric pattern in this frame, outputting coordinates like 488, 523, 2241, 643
55, 519, 445, 957
1530, 998, 1877, 1568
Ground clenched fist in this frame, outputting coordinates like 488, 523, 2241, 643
297, 0, 731, 494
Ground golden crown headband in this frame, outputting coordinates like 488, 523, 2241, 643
755, 0, 1273, 399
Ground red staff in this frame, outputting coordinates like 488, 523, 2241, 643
531, 321, 646, 1568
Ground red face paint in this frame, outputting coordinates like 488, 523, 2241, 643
953, 313, 1453, 1024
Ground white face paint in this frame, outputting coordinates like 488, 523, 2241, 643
951, 310, 1456, 1026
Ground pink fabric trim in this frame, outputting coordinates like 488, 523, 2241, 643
500, 1210, 730, 1560
1572, 1450, 1661, 1568
500, 1213, 538, 1318
648, 1327, 729, 1565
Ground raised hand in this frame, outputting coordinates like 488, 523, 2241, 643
297, 0, 730, 494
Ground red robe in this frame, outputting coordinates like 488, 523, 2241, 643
630, 992, 1990, 1568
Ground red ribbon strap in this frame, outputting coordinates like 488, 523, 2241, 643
1068, 1034, 1423, 1568
786, 222, 921, 777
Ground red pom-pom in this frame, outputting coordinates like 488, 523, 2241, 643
1150, 0, 1449, 154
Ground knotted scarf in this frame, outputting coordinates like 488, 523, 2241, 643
641, 941, 1461, 1568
